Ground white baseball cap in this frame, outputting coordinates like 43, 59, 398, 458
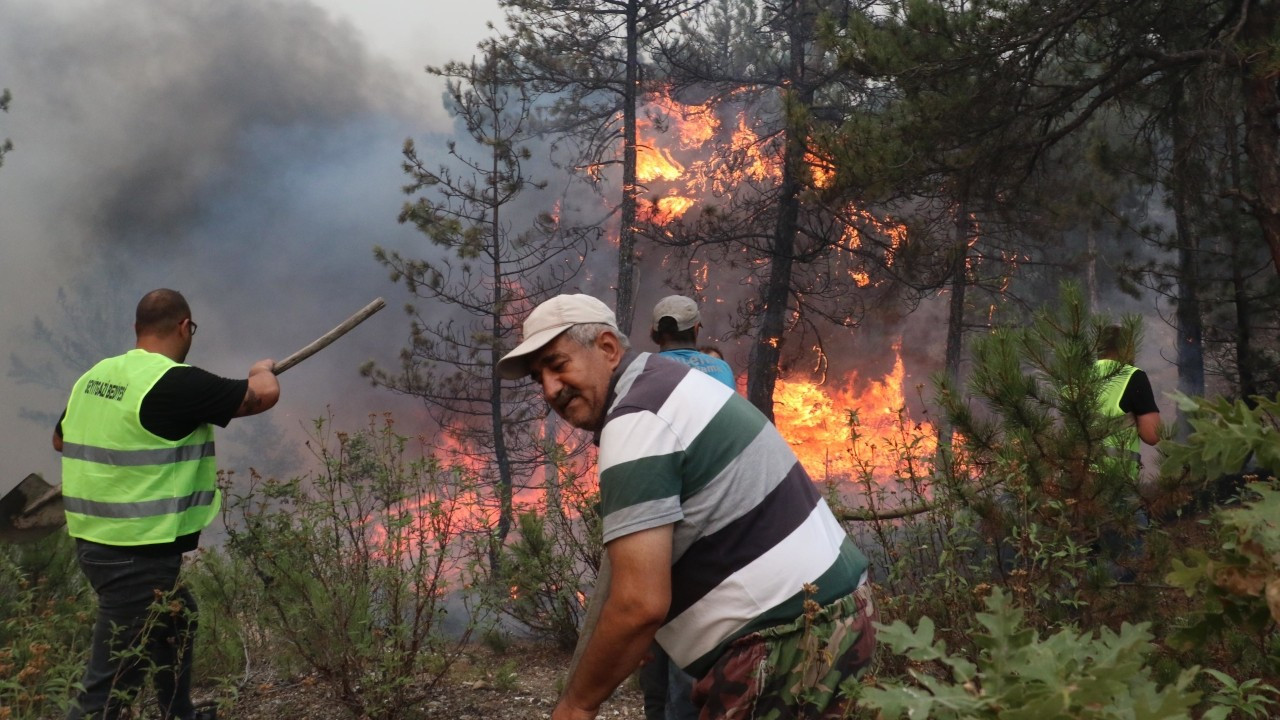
497, 294, 619, 380
652, 295, 700, 331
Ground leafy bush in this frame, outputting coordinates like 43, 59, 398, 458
182, 544, 266, 704
864, 588, 1204, 719
486, 445, 602, 650
1159, 390, 1280, 679
927, 285, 1180, 625
219, 413, 483, 720
0, 533, 91, 719
844, 285, 1168, 671
1160, 393, 1280, 481
1166, 480, 1280, 664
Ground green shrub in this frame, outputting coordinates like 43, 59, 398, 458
479, 444, 601, 651
863, 588, 1204, 719
0, 533, 91, 719
219, 413, 482, 720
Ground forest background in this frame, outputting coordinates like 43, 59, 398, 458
3, 0, 1280, 718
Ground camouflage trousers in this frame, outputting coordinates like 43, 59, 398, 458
690, 584, 877, 720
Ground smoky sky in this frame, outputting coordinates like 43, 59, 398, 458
0, 0, 489, 493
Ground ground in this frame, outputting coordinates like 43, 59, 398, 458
218, 642, 647, 720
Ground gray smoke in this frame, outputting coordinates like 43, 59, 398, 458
0, 0, 489, 496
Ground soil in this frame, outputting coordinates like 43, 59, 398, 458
215, 642, 647, 720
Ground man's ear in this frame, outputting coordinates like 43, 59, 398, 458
597, 330, 625, 368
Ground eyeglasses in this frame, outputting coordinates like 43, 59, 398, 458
187, 319, 198, 337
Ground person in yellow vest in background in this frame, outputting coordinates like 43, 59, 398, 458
1096, 325, 1161, 468
1094, 324, 1161, 581
53, 289, 280, 720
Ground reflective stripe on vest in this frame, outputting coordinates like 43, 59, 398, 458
61, 441, 216, 467
63, 490, 217, 519
61, 349, 220, 545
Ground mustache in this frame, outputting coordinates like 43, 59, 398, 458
552, 388, 581, 413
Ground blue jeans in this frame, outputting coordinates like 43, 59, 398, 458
66, 541, 197, 720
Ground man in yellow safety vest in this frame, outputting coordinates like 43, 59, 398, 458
1093, 324, 1161, 581
53, 289, 280, 720
1095, 325, 1161, 475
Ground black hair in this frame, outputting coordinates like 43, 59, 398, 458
135, 289, 191, 335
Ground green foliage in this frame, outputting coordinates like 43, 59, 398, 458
182, 546, 262, 697
482, 447, 602, 650
928, 283, 1158, 624
1158, 389, 1280, 668
1161, 393, 1280, 481
497, 510, 588, 650
1164, 481, 1280, 666
0, 533, 91, 719
863, 588, 1205, 719
220, 414, 482, 720
1199, 668, 1279, 720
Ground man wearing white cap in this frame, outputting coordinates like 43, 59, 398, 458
650, 295, 735, 391
498, 294, 875, 720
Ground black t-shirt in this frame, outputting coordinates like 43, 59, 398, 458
139, 366, 247, 440
57, 365, 247, 555
1119, 369, 1159, 416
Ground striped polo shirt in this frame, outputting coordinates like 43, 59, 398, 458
597, 352, 869, 677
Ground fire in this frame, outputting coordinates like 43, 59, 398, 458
806, 150, 836, 188
645, 93, 719, 149
772, 347, 936, 495
729, 115, 782, 184
637, 144, 685, 183
639, 194, 696, 223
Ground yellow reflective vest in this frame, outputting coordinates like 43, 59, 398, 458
61, 349, 219, 545
1095, 359, 1141, 477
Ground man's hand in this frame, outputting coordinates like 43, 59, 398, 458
557, 525, 673, 717
234, 359, 281, 417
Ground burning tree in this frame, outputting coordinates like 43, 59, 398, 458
648, 0, 920, 418
367, 42, 593, 571
499, 0, 707, 334
825, 0, 1280, 423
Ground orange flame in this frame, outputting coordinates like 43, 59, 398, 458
772, 347, 935, 490
639, 194, 696, 223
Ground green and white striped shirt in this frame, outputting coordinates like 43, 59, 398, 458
598, 352, 869, 676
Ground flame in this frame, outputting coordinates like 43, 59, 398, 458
806, 150, 836, 189
645, 92, 719, 149
772, 347, 935, 491
639, 194, 696, 223
729, 115, 782, 184
637, 144, 685, 183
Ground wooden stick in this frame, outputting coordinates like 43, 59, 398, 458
566, 557, 611, 682
272, 297, 386, 375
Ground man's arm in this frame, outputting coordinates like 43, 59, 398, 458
52, 428, 62, 452
1135, 411, 1160, 446
233, 359, 280, 418
554, 524, 674, 720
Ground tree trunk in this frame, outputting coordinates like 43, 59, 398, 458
1240, 2, 1280, 277
746, 0, 809, 420
1085, 226, 1099, 310
490, 115, 513, 574
1224, 111, 1258, 401
938, 202, 971, 449
615, 0, 640, 335
1170, 87, 1205, 437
